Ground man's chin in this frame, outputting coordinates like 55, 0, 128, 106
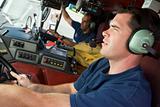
100, 49, 105, 56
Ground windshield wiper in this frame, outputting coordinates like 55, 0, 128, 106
0, 0, 6, 9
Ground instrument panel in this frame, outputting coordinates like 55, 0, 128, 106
41, 55, 66, 70
10, 39, 37, 52
15, 49, 39, 64
1, 35, 71, 72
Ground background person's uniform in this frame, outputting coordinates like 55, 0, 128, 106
70, 58, 151, 107
72, 20, 95, 43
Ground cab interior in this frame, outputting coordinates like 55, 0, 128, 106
0, 0, 160, 107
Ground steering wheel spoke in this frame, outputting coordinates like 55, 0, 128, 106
0, 56, 18, 83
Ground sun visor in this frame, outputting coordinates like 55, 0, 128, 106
43, 0, 62, 10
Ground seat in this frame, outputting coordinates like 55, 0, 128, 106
95, 22, 106, 43
140, 41, 160, 107
95, 12, 115, 43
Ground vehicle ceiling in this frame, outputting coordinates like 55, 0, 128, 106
70, 0, 145, 11
44, 0, 144, 12
98, 0, 144, 11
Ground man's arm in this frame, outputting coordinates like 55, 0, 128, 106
0, 84, 71, 107
47, 29, 77, 46
28, 82, 77, 94
10, 72, 77, 94
62, 7, 72, 25
62, 38, 77, 46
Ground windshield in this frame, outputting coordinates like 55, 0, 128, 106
0, 0, 4, 7
56, 6, 84, 39
0, 0, 42, 28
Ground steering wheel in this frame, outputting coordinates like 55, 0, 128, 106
0, 55, 18, 83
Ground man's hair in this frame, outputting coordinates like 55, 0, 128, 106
116, 7, 160, 42
83, 13, 96, 30
84, 13, 94, 23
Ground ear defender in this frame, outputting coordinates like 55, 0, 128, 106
128, 29, 155, 54
89, 22, 96, 30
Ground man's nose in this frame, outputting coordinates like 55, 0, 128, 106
102, 29, 109, 38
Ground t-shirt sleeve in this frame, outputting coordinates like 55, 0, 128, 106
70, 88, 129, 107
74, 58, 106, 91
73, 62, 94, 91
72, 20, 81, 30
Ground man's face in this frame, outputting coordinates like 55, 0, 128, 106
80, 15, 91, 32
100, 13, 133, 60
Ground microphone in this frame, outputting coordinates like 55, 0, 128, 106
89, 38, 97, 48
143, 43, 159, 58
89, 38, 103, 48
32, 13, 39, 40
33, 13, 38, 27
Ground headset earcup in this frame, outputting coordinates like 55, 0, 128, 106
128, 29, 154, 54
89, 22, 96, 30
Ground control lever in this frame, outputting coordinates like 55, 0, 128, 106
0, 30, 9, 37
0, 56, 18, 81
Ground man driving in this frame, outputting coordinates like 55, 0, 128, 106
0, 7, 160, 107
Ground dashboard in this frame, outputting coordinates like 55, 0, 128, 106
0, 27, 74, 73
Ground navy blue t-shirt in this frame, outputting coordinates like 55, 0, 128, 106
72, 20, 95, 43
70, 58, 151, 107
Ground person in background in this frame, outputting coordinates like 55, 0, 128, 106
55, 7, 96, 46
0, 7, 160, 107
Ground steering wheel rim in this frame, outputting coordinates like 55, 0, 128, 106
0, 55, 18, 82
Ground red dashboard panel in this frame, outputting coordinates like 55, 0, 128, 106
12, 61, 79, 85
41, 67, 79, 85
12, 62, 45, 84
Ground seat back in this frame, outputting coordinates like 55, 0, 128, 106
95, 22, 106, 43
140, 41, 160, 107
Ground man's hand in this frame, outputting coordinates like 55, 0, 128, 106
10, 71, 32, 88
